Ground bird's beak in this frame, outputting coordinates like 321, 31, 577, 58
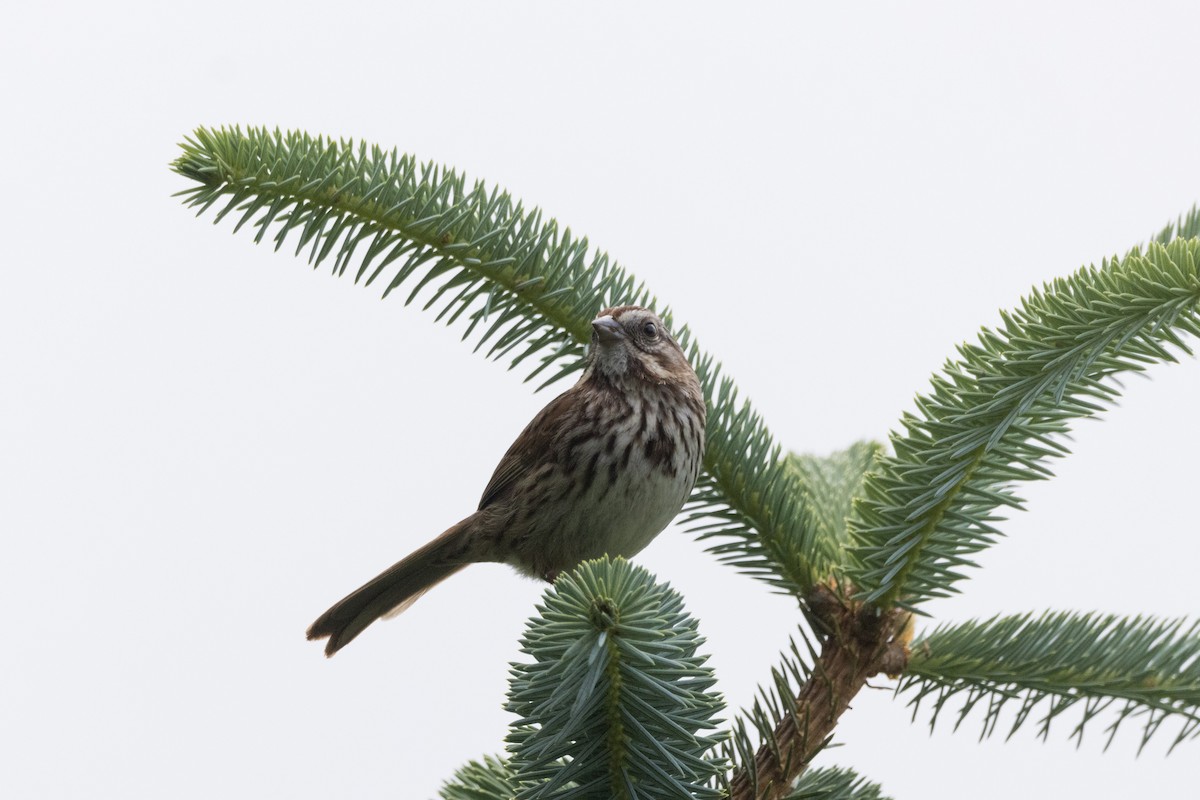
591, 315, 624, 344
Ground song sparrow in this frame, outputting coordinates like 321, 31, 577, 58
307, 305, 707, 656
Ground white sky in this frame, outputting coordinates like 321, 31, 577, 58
3, 2, 1199, 798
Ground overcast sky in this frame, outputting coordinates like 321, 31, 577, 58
3, 2, 1199, 798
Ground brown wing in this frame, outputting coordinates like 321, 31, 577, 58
476, 387, 576, 509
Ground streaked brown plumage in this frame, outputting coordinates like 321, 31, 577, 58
307, 306, 706, 656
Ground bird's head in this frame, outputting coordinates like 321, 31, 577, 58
586, 306, 694, 386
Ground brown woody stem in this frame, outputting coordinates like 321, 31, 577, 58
728, 581, 912, 800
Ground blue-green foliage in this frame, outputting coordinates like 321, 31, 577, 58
172, 126, 823, 600
848, 238, 1200, 608
903, 611, 1200, 752
683, 380, 824, 598
172, 129, 1200, 791
438, 755, 515, 800
1151, 205, 1200, 245
785, 441, 883, 573
789, 766, 891, 800
506, 559, 725, 799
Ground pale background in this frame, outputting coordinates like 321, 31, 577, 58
2, 2, 1198, 798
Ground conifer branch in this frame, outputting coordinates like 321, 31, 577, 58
172, 125, 828, 600
173, 127, 1200, 794
848, 238, 1200, 608
726, 582, 912, 800
901, 612, 1200, 752
438, 755, 515, 800
1150, 204, 1200, 246
786, 442, 883, 568
788, 767, 891, 800
505, 558, 724, 798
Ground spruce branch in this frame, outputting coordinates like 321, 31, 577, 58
1151, 204, 1200, 246
439, 755, 516, 800
505, 558, 725, 799
711, 628, 820, 797
172, 125, 826, 599
786, 442, 883, 568
788, 767, 891, 800
689, 441, 882, 604
901, 612, 1200, 753
685, 403, 827, 598
847, 237, 1200, 608
172, 127, 1200, 796
726, 582, 912, 800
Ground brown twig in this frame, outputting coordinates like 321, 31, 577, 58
728, 581, 912, 800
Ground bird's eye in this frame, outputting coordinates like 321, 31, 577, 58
642, 322, 658, 339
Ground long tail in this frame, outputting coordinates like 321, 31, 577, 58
306, 515, 476, 656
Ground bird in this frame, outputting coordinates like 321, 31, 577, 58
304, 307, 705, 657
306, 305, 707, 656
